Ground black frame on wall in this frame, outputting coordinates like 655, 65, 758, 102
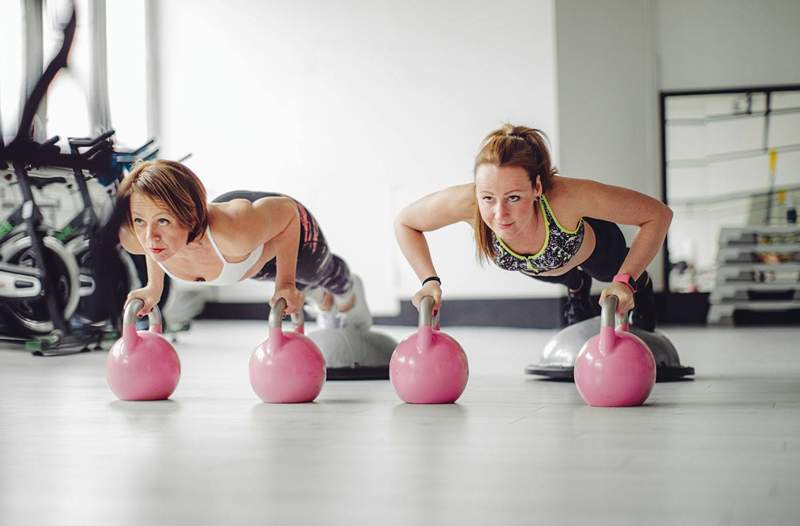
658, 83, 800, 293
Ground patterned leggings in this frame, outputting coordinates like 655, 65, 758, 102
212, 191, 352, 295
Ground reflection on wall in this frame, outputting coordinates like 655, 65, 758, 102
665, 88, 800, 292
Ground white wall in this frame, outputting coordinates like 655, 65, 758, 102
0, 1, 24, 142
106, 0, 148, 148
153, 0, 559, 313
657, 0, 800, 91
1, 1, 148, 148
553, 0, 663, 290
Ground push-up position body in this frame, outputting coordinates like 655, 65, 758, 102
117, 160, 370, 329
395, 124, 673, 329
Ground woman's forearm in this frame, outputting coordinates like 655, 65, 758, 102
144, 254, 166, 292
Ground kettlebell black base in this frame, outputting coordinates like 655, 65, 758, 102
525, 364, 695, 382
326, 366, 389, 381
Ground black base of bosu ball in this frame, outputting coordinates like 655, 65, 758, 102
525, 316, 695, 382
308, 327, 397, 380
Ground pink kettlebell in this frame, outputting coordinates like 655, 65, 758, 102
574, 294, 656, 407
106, 299, 181, 401
249, 298, 326, 403
390, 296, 469, 404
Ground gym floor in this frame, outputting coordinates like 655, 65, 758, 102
1, 321, 798, 525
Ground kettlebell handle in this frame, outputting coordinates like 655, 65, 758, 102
123, 298, 163, 333
418, 296, 440, 329
600, 294, 630, 330
269, 297, 304, 333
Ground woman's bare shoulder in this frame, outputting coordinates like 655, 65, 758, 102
206, 200, 259, 252
449, 182, 476, 221
210, 198, 252, 217
453, 182, 475, 198
118, 225, 144, 254
546, 175, 597, 222
549, 175, 600, 202
549, 174, 587, 192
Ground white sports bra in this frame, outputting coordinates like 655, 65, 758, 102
156, 226, 264, 286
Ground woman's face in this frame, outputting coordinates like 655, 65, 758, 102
475, 164, 540, 239
130, 192, 190, 261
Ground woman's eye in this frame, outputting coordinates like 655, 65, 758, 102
481, 196, 494, 202
158, 218, 170, 226
508, 196, 520, 203
133, 218, 144, 226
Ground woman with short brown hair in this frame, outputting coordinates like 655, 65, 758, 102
117, 160, 370, 329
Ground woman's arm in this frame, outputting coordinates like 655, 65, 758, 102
575, 179, 673, 281
119, 226, 165, 315
574, 179, 672, 314
239, 197, 302, 312
394, 183, 475, 309
257, 198, 300, 294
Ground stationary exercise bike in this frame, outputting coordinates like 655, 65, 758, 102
0, 11, 84, 346
55, 132, 157, 327
0, 8, 132, 353
0, 157, 81, 335
2, 129, 167, 336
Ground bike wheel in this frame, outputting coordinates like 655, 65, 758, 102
0, 235, 81, 334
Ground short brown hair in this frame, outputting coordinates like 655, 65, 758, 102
117, 160, 208, 243
472, 124, 558, 263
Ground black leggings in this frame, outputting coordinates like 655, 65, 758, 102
212, 191, 352, 294
531, 218, 650, 290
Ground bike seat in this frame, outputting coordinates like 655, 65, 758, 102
28, 175, 68, 188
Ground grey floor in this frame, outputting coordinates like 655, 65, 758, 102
1, 321, 799, 526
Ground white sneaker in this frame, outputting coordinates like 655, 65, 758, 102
304, 286, 342, 329
315, 309, 343, 330
336, 274, 372, 331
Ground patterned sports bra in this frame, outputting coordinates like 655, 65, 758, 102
492, 194, 585, 276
